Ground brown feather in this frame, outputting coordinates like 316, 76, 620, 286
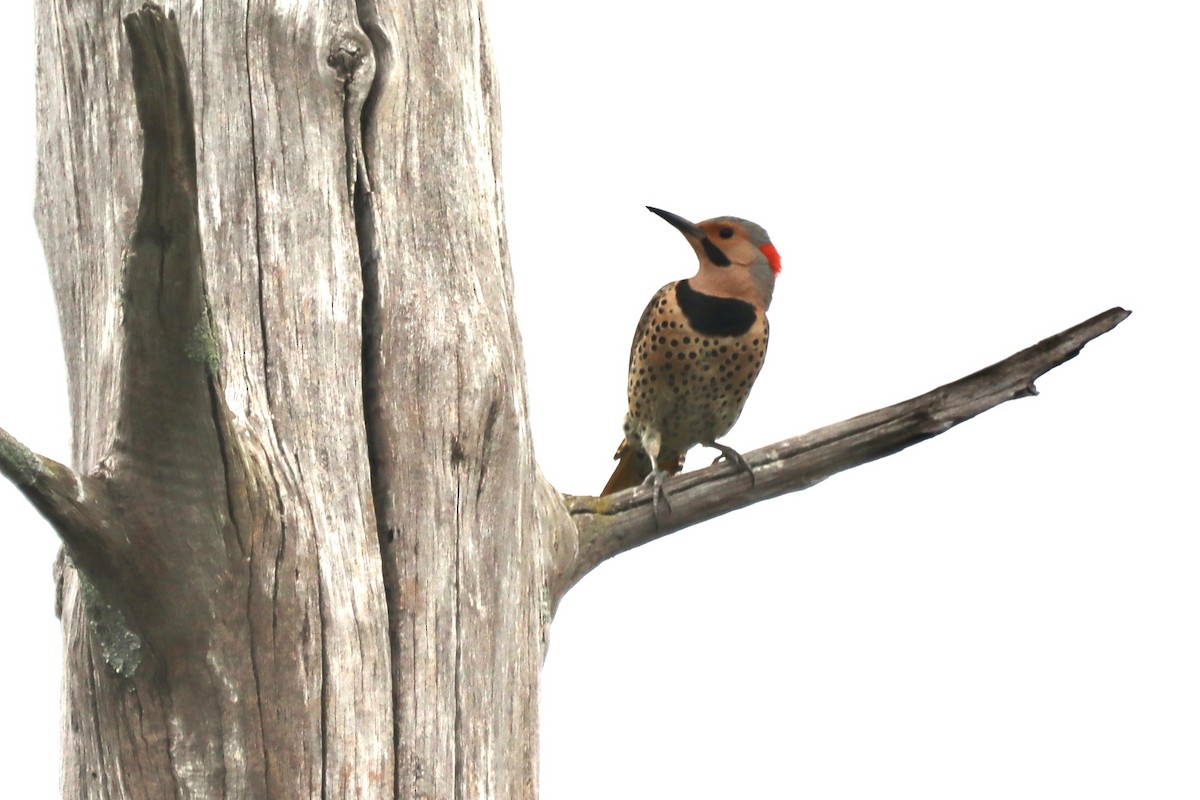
600, 439, 683, 496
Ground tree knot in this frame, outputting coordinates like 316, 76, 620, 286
327, 30, 373, 83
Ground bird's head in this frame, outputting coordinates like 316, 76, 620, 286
647, 206, 781, 310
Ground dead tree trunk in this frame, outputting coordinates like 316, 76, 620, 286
0, 2, 1126, 798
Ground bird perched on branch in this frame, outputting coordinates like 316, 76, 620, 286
601, 206, 781, 514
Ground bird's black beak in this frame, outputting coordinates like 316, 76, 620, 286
646, 206, 704, 240
646, 206, 732, 267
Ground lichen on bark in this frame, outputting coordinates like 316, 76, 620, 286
78, 569, 143, 677
0, 430, 46, 487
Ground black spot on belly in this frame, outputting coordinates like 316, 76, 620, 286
675, 280, 756, 337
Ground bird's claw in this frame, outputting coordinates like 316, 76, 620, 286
708, 443, 755, 488
640, 469, 672, 524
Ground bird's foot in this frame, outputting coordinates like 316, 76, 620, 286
707, 442, 755, 488
640, 469, 672, 523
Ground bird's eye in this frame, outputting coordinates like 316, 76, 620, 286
718, 227, 734, 239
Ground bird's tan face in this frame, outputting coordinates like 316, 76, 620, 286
695, 220, 759, 267
688, 219, 780, 311
646, 207, 781, 310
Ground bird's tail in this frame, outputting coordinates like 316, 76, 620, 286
600, 440, 683, 496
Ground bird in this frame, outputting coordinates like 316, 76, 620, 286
601, 206, 781, 515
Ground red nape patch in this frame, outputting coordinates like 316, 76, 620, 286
759, 243, 782, 274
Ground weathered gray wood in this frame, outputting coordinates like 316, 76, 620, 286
35, 2, 392, 797
182, 2, 390, 793
558, 307, 1131, 599
355, 2, 569, 794
29, 0, 577, 796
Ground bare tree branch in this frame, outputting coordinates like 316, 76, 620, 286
0, 426, 124, 567
557, 306, 1131, 599
0, 426, 147, 675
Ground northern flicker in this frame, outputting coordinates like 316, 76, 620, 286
601, 206, 781, 513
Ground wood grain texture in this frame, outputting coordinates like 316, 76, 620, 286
30, 0, 577, 797
356, 1, 568, 795
35, 2, 392, 797
559, 307, 1131, 599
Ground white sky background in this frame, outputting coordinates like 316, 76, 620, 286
1, 1, 1197, 797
